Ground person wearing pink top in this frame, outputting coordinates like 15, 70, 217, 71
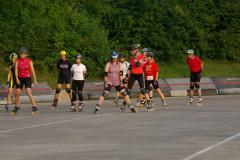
93, 51, 137, 114
12, 47, 39, 115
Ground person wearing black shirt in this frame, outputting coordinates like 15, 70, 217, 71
52, 51, 73, 109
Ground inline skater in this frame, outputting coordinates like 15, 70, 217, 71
125, 44, 146, 110
5, 53, 21, 111
112, 53, 129, 108
70, 54, 87, 112
52, 51, 72, 109
93, 51, 136, 114
12, 47, 39, 115
186, 49, 203, 106
143, 52, 168, 111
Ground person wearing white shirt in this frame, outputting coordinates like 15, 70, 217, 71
70, 54, 87, 112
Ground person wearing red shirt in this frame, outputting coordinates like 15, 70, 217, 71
186, 49, 203, 106
12, 47, 39, 115
125, 44, 146, 110
143, 52, 168, 111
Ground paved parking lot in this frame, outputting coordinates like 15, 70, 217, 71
0, 95, 239, 160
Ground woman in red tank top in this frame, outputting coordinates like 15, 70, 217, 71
12, 47, 39, 115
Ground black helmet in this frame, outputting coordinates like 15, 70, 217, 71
130, 44, 141, 49
119, 53, 125, 58
146, 52, 154, 57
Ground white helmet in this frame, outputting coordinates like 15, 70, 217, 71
187, 49, 194, 54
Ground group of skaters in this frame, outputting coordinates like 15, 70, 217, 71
4, 44, 203, 115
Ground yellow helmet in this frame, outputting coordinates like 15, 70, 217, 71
60, 51, 66, 55
10, 53, 18, 60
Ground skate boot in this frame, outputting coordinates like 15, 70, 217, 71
52, 99, 58, 110
187, 97, 193, 106
163, 100, 168, 110
77, 102, 83, 112
11, 107, 18, 116
197, 97, 203, 106
120, 101, 127, 112
135, 99, 141, 110
128, 103, 137, 113
70, 102, 76, 112
113, 96, 119, 107
18, 105, 22, 111
32, 107, 39, 115
140, 99, 147, 107
93, 104, 100, 114
147, 100, 154, 112
5, 104, 9, 112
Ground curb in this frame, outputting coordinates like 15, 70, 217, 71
218, 88, 240, 95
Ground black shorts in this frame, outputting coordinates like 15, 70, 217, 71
58, 78, 71, 85
128, 73, 145, 90
190, 70, 201, 83
104, 84, 125, 92
9, 80, 16, 88
16, 77, 32, 89
145, 80, 159, 90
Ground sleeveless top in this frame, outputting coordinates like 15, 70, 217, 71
17, 57, 32, 78
107, 62, 120, 86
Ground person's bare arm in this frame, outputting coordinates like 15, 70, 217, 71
7, 68, 11, 85
15, 61, 20, 85
29, 61, 38, 87
104, 63, 110, 88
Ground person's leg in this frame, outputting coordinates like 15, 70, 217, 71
70, 80, 77, 111
15, 89, 21, 108
119, 87, 136, 112
25, 88, 36, 107
149, 84, 153, 100
127, 74, 135, 96
196, 71, 202, 105
94, 84, 111, 114
77, 80, 84, 111
6, 88, 13, 107
65, 83, 72, 100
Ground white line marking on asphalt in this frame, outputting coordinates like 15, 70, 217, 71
182, 132, 240, 160
0, 113, 113, 134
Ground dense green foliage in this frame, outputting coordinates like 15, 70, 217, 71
1, 0, 240, 78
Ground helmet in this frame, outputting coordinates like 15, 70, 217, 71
130, 44, 141, 49
146, 52, 154, 57
110, 51, 118, 58
10, 53, 18, 60
187, 49, 194, 54
60, 51, 66, 55
119, 53, 125, 58
19, 47, 28, 54
142, 48, 150, 52
75, 54, 82, 59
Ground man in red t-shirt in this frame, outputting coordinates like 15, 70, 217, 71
143, 52, 168, 111
186, 49, 203, 106
123, 43, 145, 110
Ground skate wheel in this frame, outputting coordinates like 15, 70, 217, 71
120, 109, 125, 112
52, 106, 56, 110
5, 109, 8, 112
164, 106, 168, 110
197, 103, 203, 106
11, 112, 17, 116
32, 112, 39, 115
77, 108, 82, 112
187, 103, 192, 106
70, 109, 76, 112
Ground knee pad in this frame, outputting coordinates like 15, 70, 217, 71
72, 90, 76, 95
190, 84, 194, 90
102, 92, 108, 98
78, 91, 82, 96
148, 86, 153, 91
195, 83, 200, 90
121, 91, 128, 97
140, 88, 146, 95
56, 88, 61, 94
127, 89, 131, 95
66, 88, 71, 94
